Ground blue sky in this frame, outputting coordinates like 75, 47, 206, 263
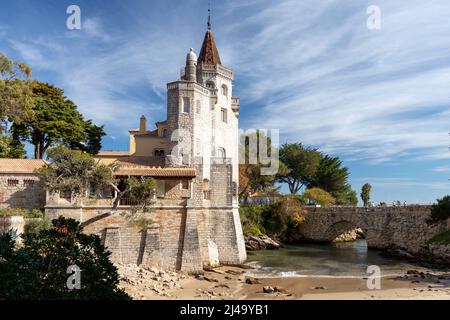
1, 0, 450, 204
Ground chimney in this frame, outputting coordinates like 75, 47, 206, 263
139, 115, 147, 132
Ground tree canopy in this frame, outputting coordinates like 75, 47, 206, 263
361, 183, 372, 207
303, 187, 336, 207
309, 155, 358, 205
0, 53, 33, 127
12, 81, 105, 159
276, 143, 358, 205
277, 143, 321, 194
239, 130, 277, 200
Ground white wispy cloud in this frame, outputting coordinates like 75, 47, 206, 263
5, 0, 450, 164
355, 177, 450, 190
219, 0, 450, 163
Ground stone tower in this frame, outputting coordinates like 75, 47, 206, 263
164, 16, 246, 267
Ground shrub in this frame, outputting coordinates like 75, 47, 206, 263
429, 230, 450, 245
0, 208, 44, 218
0, 216, 130, 300
240, 205, 267, 236
430, 196, 450, 222
24, 218, 52, 235
262, 196, 307, 240
303, 187, 335, 207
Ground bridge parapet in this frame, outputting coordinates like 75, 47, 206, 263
299, 205, 448, 254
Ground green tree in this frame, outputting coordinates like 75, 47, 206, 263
239, 130, 277, 200
0, 53, 33, 126
69, 119, 105, 155
12, 81, 105, 159
277, 143, 321, 194
361, 183, 372, 207
36, 146, 156, 212
0, 217, 130, 300
0, 131, 26, 158
303, 187, 336, 207
309, 155, 357, 205
429, 195, 450, 222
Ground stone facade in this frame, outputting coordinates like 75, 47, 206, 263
0, 174, 45, 210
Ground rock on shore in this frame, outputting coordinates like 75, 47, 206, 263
245, 234, 282, 251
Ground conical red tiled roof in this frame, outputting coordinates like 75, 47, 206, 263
198, 30, 222, 65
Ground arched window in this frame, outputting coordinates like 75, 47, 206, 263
154, 149, 165, 157
217, 147, 226, 159
221, 84, 228, 97
206, 81, 215, 89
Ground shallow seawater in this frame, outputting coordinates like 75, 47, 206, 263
245, 240, 437, 278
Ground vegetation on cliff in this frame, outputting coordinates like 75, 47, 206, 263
429, 195, 450, 222
429, 230, 450, 245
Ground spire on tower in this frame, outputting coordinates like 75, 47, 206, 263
198, 0, 222, 65
207, 0, 211, 30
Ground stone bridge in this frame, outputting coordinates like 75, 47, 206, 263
299, 205, 450, 255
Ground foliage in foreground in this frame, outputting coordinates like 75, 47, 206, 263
430, 195, 450, 222
0, 216, 130, 300
429, 230, 450, 245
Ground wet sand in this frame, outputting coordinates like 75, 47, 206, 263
119, 264, 450, 300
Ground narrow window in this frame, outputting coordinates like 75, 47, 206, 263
7, 179, 18, 187
60, 190, 71, 201
24, 179, 35, 187
196, 100, 201, 114
217, 148, 226, 159
196, 139, 201, 156
181, 180, 189, 190
183, 97, 190, 113
221, 84, 228, 97
221, 108, 227, 123
172, 101, 178, 114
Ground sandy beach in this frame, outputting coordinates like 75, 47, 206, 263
118, 264, 450, 300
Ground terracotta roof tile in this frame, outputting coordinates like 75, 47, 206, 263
115, 167, 196, 178
0, 159, 48, 173
198, 31, 222, 65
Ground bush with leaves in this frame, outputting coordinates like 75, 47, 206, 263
0, 216, 130, 300
239, 205, 267, 236
430, 196, 450, 222
24, 217, 52, 235
303, 187, 335, 207
263, 196, 307, 241
0, 208, 44, 218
